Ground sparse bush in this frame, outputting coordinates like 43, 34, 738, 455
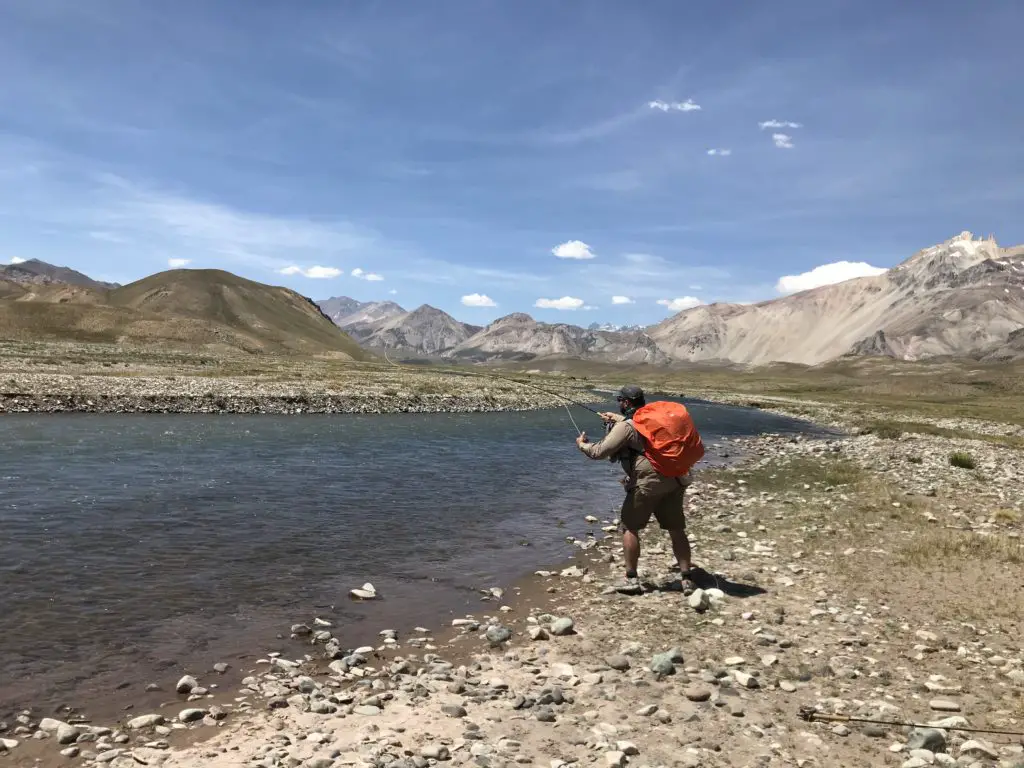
907, 456, 923, 464
872, 423, 904, 440
949, 451, 977, 469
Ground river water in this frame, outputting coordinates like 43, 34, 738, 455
0, 399, 832, 717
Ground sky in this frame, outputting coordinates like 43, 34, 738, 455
1, 0, 1023, 326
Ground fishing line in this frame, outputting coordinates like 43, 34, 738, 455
380, 347, 603, 435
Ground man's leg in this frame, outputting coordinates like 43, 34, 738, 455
668, 527, 693, 573
654, 486, 696, 593
617, 490, 651, 593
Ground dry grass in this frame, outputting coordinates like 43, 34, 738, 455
708, 455, 867, 494
948, 450, 977, 469
896, 530, 1024, 566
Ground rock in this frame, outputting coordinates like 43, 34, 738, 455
687, 589, 710, 611
485, 626, 513, 645
37, 718, 66, 734
127, 715, 165, 730
305, 758, 334, 768
831, 725, 850, 737
350, 583, 377, 600
179, 709, 206, 724
291, 623, 312, 636
0, 738, 18, 751
928, 699, 960, 712
422, 745, 450, 761
528, 626, 549, 641
60, 746, 80, 758
901, 759, 929, 768
550, 617, 575, 636
683, 685, 712, 702
295, 676, 318, 693
649, 654, 675, 677
605, 655, 631, 671
907, 728, 946, 753
56, 724, 80, 745
354, 705, 382, 716
535, 708, 557, 722
723, 656, 746, 666
213, 662, 230, 674
176, 675, 199, 694
604, 751, 627, 768
95, 749, 123, 763
779, 681, 797, 692
615, 742, 639, 756
636, 705, 658, 716
863, 724, 887, 738
734, 671, 759, 689
958, 740, 998, 760
442, 706, 467, 719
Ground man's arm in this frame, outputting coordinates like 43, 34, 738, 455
577, 419, 632, 460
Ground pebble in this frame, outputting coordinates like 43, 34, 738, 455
958, 740, 999, 760
604, 751, 627, 768
907, 728, 946, 752
550, 617, 575, 636
176, 675, 199, 694
179, 709, 206, 723
421, 745, 450, 761
687, 589, 710, 611
683, 686, 712, 702
56, 723, 80, 744
127, 715, 165, 730
442, 706, 467, 719
485, 626, 513, 645
649, 653, 675, 676
779, 681, 797, 692
636, 705, 658, 716
353, 705, 382, 716
60, 746, 80, 758
605, 655, 631, 671
528, 626, 549, 641
928, 699, 960, 712
734, 671, 759, 689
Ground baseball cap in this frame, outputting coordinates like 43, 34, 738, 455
616, 385, 644, 401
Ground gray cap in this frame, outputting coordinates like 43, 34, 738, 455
616, 385, 644, 401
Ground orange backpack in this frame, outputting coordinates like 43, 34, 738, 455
630, 401, 705, 478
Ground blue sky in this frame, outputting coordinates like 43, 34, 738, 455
1, 0, 1022, 326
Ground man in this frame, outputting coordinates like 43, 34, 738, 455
576, 385, 697, 595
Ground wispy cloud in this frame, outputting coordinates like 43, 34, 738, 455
535, 296, 584, 310
759, 120, 803, 130
657, 296, 704, 312
611, 295, 634, 304
776, 261, 886, 294
3, 256, 27, 265
167, 258, 191, 268
279, 265, 342, 279
772, 133, 795, 149
552, 240, 596, 260
351, 267, 384, 281
706, 148, 732, 156
648, 99, 701, 112
88, 230, 129, 243
461, 293, 496, 307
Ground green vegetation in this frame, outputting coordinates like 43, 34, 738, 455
708, 455, 866, 494
949, 451, 977, 469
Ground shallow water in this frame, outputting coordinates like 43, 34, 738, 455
0, 399, 833, 716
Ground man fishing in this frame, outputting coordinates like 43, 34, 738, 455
575, 385, 701, 596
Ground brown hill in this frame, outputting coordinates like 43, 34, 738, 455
0, 258, 118, 289
0, 268, 370, 358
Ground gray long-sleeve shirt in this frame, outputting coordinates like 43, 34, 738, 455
578, 418, 687, 493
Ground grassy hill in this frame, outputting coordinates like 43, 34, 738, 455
0, 268, 370, 359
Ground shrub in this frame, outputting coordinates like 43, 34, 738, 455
949, 451, 976, 470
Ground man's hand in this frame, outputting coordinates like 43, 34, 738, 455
599, 411, 624, 424
576, 432, 588, 447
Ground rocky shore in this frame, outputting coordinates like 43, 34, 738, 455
4, 401, 1023, 768
0, 373, 599, 415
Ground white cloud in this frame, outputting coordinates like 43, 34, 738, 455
552, 240, 596, 260
351, 267, 384, 281
611, 295, 634, 305
759, 120, 802, 130
648, 99, 701, 112
657, 296, 704, 312
461, 293, 497, 308
388, 289, 398, 295
3, 256, 26, 265
278, 265, 342, 279
535, 296, 585, 310
772, 133, 794, 149
775, 261, 887, 294
167, 258, 191, 268
707, 148, 732, 156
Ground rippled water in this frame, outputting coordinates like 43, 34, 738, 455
0, 399, 830, 716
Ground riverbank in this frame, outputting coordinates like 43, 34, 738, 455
5, 400, 1023, 767
0, 343, 599, 414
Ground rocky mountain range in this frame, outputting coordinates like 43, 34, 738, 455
318, 231, 1024, 366
1, 258, 119, 290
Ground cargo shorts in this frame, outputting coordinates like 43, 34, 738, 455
619, 482, 687, 533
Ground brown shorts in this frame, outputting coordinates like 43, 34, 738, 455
619, 484, 686, 532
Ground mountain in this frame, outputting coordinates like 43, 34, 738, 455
588, 322, 645, 332
0, 268, 369, 358
649, 232, 1024, 365
360, 304, 482, 357
317, 296, 407, 330
449, 312, 668, 364
0, 258, 118, 289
